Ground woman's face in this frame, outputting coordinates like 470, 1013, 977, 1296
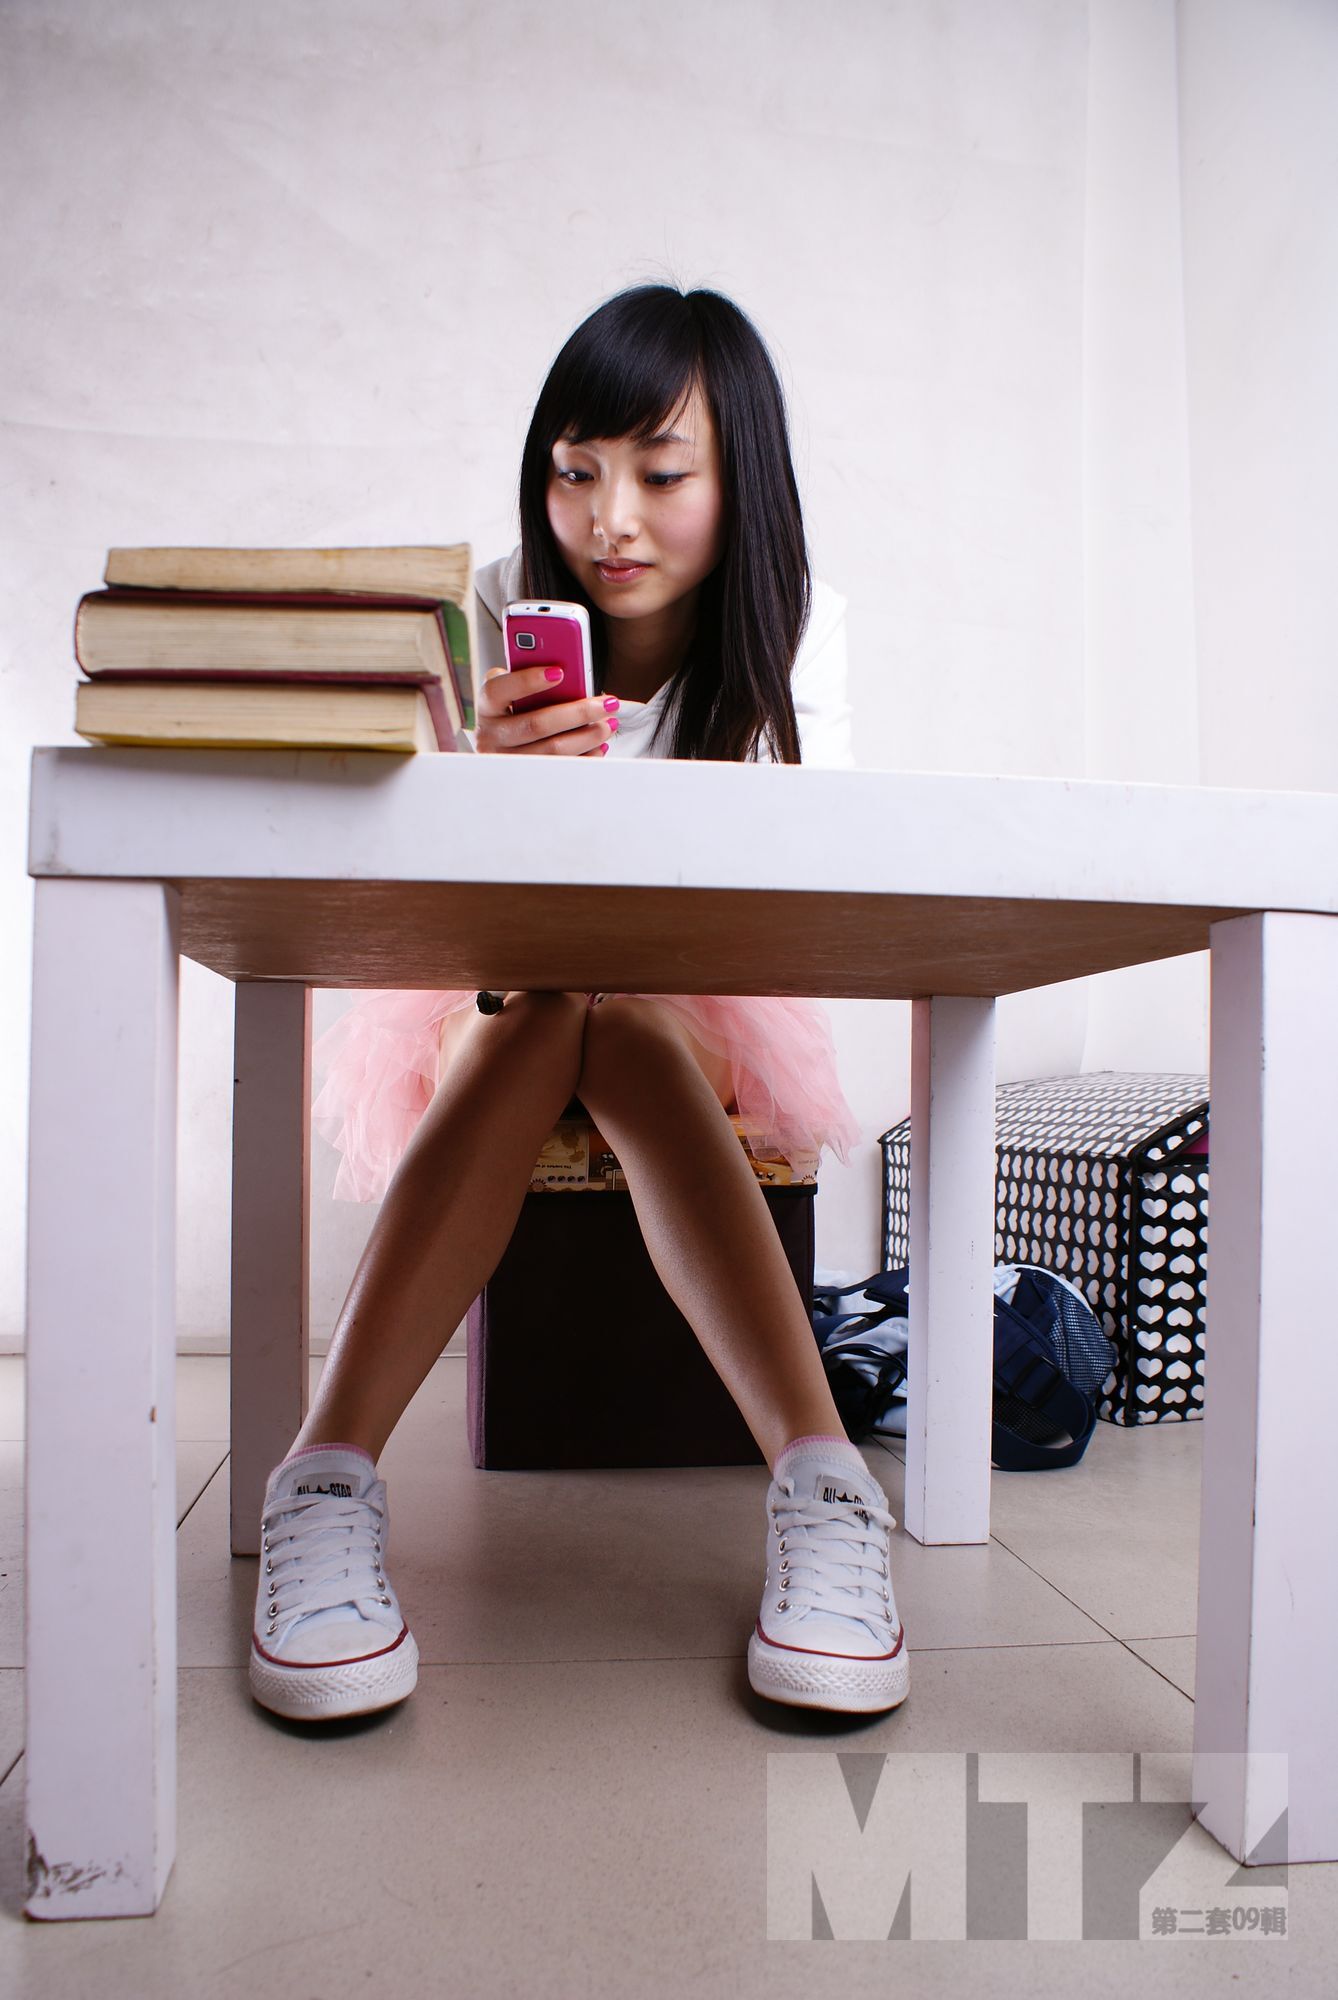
546, 382, 727, 627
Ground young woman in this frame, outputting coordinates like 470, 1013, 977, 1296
250, 285, 909, 1725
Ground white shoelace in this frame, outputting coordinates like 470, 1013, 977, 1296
770, 1480, 899, 1640
260, 1486, 393, 1635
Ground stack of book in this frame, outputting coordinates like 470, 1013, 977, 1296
531, 1112, 819, 1191
73, 544, 476, 753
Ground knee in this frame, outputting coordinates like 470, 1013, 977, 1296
461, 988, 588, 1067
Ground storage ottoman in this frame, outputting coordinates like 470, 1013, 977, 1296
466, 1101, 818, 1469
880, 1072, 1210, 1426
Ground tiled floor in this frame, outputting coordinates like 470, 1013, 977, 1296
0, 1352, 1333, 1996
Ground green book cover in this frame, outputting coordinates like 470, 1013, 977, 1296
439, 601, 475, 730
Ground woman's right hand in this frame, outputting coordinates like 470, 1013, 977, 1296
476, 666, 619, 756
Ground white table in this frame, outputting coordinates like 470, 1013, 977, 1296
23, 747, 1338, 1915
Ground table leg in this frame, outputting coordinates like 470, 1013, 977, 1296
1193, 912, 1338, 1865
229, 982, 311, 1556
903, 996, 997, 1545
25, 880, 180, 1918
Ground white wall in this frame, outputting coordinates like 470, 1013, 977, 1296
1077, 0, 1206, 1081
3, 0, 1334, 1348
1178, 0, 1338, 796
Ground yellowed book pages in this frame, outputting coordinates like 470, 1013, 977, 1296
76, 599, 451, 679
733, 1119, 820, 1186
103, 543, 477, 677
74, 679, 438, 753
526, 1112, 817, 1189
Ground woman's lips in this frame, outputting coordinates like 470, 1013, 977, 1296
595, 560, 651, 584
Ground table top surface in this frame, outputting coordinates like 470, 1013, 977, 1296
27, 748, 1338, 998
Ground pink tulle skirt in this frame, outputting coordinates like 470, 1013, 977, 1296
312, 988, 862, 1203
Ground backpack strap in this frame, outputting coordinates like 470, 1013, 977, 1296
991, 1292, 1096, 1470
810, 1266, 1097, 1468
811, 1268, 911, 1435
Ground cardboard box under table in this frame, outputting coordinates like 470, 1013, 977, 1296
880, 1072, 1210, 1426
466, 1102, 819, 1469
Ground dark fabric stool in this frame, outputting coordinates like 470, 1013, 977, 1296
465, 1184, 816, 1470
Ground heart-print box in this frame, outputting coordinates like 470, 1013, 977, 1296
880, 1073, 1209, 1427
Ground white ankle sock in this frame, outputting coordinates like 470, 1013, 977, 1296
280, 1441, 375, 1470
774, 1432, 868, 1481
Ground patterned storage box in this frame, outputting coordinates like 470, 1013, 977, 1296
880, 1073, 1210, 1426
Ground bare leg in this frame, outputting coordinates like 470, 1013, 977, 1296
576, 997, 847, 1474
292, 990, 588, 1461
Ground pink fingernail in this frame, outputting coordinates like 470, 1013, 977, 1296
545, 666, 564, 683
599, 742, 610, 756
608, 717, 619, 734
603, 697, 621, 712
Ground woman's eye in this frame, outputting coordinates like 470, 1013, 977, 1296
645, 473, 687, 487
555, 469, 591, 485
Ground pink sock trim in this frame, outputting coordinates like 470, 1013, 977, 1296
281, 1441, 375, 1468
774, 1432, 864, 1473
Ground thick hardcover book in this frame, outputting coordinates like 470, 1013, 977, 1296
73, 677, 447, 753
103, 544, 476, 721
74, 591, 468, 740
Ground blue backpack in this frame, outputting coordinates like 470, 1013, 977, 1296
811, 1265, 1117, 1471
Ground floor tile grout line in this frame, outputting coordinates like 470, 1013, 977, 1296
1117, 1653, 1194, 1703
162, 1387, 1197, 1687
175, 1447, 231, 1532
983, 1529, 1198, 1699
169, 1452, 1196, 1664
983, 1526, 1159, 1642
178, 1636, 1162, 1671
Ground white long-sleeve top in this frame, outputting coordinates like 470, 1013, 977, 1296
470, 547, 854, 769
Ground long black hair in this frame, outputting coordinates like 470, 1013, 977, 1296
517, 285, 810, 764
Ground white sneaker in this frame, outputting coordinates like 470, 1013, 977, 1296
748, 1445, 909, 1714
248, 1446, 419, 1722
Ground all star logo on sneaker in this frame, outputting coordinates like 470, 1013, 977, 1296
822, 1481, 870, 1525
294, 1479, 352, 1498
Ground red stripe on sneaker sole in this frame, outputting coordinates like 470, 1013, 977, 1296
251, 1623, 411, 1670
753, 1618, 905, 1661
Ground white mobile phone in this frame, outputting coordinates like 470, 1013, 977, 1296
504, 600, 594, 713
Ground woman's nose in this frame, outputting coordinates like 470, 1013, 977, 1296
594, 474, 640, 546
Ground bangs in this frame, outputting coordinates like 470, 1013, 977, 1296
534, 290, 707, 449
558, 352, 699, 448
